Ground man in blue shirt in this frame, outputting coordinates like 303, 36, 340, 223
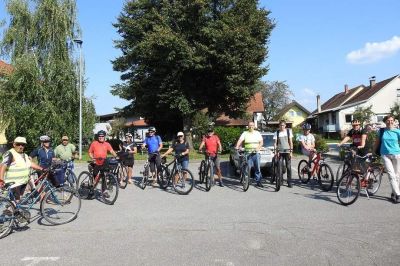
142, 127, 163, 185
29, 135, 55, 169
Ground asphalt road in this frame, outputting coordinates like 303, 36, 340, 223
2, 156, 400, 266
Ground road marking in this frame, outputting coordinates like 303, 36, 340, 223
21, 257, 60, 266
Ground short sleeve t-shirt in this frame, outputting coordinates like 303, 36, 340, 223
203, 135, 220, 155
54, 143, 76, 160
88, 141, 114, 165
346, 128, 367, 147
273, 129, 293, 151
30, 147, 55, 168
173, 142, 189, 161
144, 135, 162, 153
299, 134, 315, 154
380, 128, 400, 156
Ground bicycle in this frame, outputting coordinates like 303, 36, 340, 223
297, 150, 334, 191
271, 148, 292, 192
139, 152, 160, 190
0, 166, 81, 239
198, 151, 218, 191
113, 153, 129, 189
336, 152, 383, 206
335, 146, 354, 185
158, 154, 194, 195
77, 157, 119, 205
236, 149, 254, 192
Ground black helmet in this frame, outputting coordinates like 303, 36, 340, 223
302, 123, 311, 130
97, 130, 106, 137
39, 135, 51, 142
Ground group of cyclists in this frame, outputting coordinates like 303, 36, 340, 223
1, 114, 400, 204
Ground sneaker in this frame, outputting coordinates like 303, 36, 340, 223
390, 193, 397, 203
256, 182, 264, 188
219, 180, 224, 187
396, 195, 400, 204
102, 191, 110, 199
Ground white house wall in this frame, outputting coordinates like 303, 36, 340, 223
369, 77, 400, 115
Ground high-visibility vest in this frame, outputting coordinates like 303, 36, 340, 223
5, 149, 30, 186
244, 131, 260, 152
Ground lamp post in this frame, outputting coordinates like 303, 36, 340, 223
73, 39, 83, 160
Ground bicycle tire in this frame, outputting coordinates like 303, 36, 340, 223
275, 157, 282, 192
0, 196, 15, 239
77, 171, 93, 199
336, 162, 350, 186
241, 163, 250, 192
158, 165, 170, 189
140, 164, 149, 190
102, 173, 119, 205
63, 169, 77, 190
336, 172, 360, 206
366, 165, 383, 195
119, 164, 129, 189
297, 160, 311, 184
205, 163, 213, 191
318, 163, 334, 191
40, 186, 81, 225
199, 160, 205, 184
173, 169, 194, 195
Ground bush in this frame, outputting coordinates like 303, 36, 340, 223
314, 134, 329, 152
213, 126, 243, 153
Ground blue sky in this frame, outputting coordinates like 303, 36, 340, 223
1, 0, 399, 115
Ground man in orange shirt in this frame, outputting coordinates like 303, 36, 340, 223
88, 130, 117, 196
199, 128, 223, 186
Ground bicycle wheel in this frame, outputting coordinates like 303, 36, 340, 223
366, 166, 383, 195
119, 165, 129, 189
173, 169, 194, 195
158, 165, 170, 189
64, 168, 77, 189
40, 186, 81, 225
275, 157, 282, 191
205, 162, 214, 191
0, 197, 15, 239
336, 172, 360, 206
199, 160, 205, 184
140, 165, 149, 190
241, 163, 250, 192
102, 173, 119, 205
336, 162, 350, 185
318, 163, 334, 191
297, 160, 311, 184
77, 171, 93, 199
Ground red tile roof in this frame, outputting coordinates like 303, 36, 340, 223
0, 60, 13, 76
125, 119, 148, 127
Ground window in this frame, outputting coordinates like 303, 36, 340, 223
397, 88, 400, 97
296, 111, 302, 116
289, 110, 295, 117
376, 115, 385, 122
345, 114, 352, 123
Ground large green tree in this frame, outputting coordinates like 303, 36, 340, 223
261, 80, 293, 123
112, 0, 274, 139
0, 0, 96, 149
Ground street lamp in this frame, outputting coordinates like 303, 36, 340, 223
73, 39, 83, 160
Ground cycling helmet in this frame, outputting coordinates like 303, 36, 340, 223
207, 127, 214, 132
39, 135, 51, 142
125, 132, 133, 138
148, 126, 156, 132
97, 130, 106, 137
302, 123, 312, 130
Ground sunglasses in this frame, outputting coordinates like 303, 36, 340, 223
15, 143, 26, 147
149, 131, 155, 133
62, 139, 68, 141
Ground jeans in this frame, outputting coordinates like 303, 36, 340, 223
247, 153, 262, 182
179, 159, 189, 170
382, 154, 400, 196
280, 153, 292, 184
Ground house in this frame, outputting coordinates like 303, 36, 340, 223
0, 60, 13, 153
215, 91, 265, 128
311, 75, 400, 136
273, 100, 310, 127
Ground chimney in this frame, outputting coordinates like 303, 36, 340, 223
369, 76, 376, 88
344, 84, 349, 94
317, 95, 321, 113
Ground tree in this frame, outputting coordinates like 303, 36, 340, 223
112, 0, 275, 146
261, 80, 293, 123
0, 0, 96, 148
352, 105, 374, 126
390, 102, 400, 121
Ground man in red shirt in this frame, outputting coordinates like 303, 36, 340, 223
88, 130, 117, 196
198, 128, 223, 186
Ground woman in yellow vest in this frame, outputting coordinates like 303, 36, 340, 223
0, 137, 43, 201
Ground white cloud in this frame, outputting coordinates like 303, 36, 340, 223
346, 35, 400, 64
303, 88, 317, 97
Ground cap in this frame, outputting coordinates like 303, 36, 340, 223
14, 137, 27, 144
177, 132, 184, 137
62, 136, 69, 140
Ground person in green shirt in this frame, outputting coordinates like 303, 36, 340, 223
54, 135, 77, 169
